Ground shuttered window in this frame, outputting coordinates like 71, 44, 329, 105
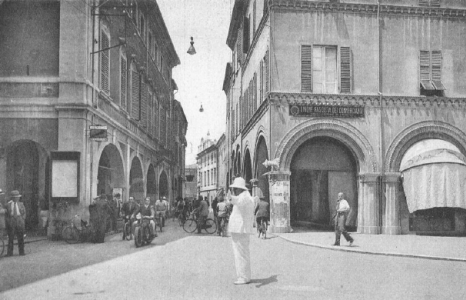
141, 81, 148, 127
237, 29, 243, 67
313, 46, 337, 94
154, 99, 159, 139
253, 73, 257, 112
265, 50, 269, 93
100, 31, 110, 94
253, 1, 256, 35
420, 50, 444, 93
340, 47, 352, 93
419, 0, 440, 7
120, 56, 127, 110
301, 45, 312, 92
260, 60, 263, 102
148, 92, 152, 135
243, 16, 250, 54
131, 71, 140, 120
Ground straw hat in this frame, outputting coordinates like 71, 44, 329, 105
10, 190, 21, 198
229, 177, 248, 190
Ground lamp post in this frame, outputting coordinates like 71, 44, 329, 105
187, 37, 196, 55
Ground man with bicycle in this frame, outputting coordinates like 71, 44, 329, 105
254, 188, 269, 239
155, 197, 168, 227
197, 196, 209, 234
121, 196, 138, 239
132, 197, 156, 238
216, 192, 230, 236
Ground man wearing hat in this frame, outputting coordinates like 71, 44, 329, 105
5, 190, 26, 256
227, 177, 255, 285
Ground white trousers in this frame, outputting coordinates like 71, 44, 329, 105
230, 233, 251, 281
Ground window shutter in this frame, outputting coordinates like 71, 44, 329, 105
237, 29, 243, 65
254, 73, 257, 112
431, 50, 445, 90
260, 60, 263, 102
430, 0, 440, 7
141, 80, 148, 126
419, 0, 429, 6
148, 93, 152, 134
340, 47, 351, 93
301, 45, 312, 93
120, 57, 127, 110
420, 50, 434, 90
131, 71, 140, 119
101, 32, 110, 94
265, 50, 269, 92
243, 17, 250, 54
253, 1, 256, 35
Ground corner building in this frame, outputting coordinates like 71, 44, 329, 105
223, 0, 466, 235
0, 0, 187, 236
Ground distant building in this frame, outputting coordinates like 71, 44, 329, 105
184, 164, 198, 201
197, 132, 219, 204
224, 0, 466, 235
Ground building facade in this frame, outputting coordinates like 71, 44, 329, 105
224, 0, 466, 235
216, 134, 228, 192
184, 164, 198, 200
197, 133, 219, 204
0, 0, 186, 236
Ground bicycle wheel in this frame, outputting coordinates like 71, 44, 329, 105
158, 216, 163, 232
134, 227, 142, 248
204, 218, 217, 234
124, 222, 132, 240
63, 226, 80, 244
183, 218, 197, 233
0, 236, 4, 257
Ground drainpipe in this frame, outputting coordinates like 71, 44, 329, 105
378, 0, 384, 233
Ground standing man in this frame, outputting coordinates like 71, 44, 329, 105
333, 192, 354, 246
5, 190, 26, 256
197, 196, 209, 233
227, 177, 255, 285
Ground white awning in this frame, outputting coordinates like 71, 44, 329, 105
401, 149, 466, 212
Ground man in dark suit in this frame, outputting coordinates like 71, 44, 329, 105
5, 190, 26, 256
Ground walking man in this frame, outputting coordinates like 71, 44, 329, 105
5, 190, 26, 256
227, 177, 255, 285
333, 192, 354, 246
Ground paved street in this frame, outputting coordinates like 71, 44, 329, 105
2, 221, 466, 300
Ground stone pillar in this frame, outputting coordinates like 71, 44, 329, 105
267, 171, 291, 233
358, 173, 380, 234
382, 172, 401, 235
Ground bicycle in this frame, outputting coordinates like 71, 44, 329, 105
134, 215, 155, 248
122, 216, 132, 240
62, 215, 93, 244
51, 201, 70, 241
183, 211, 217, 234
155, 211, 165, 232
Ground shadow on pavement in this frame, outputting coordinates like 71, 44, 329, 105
251, 275, 279, 288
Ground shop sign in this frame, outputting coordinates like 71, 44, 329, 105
289, 104, 364, 118
89, 125, 108, 141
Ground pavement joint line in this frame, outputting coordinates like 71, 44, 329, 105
276, 234, 466, 263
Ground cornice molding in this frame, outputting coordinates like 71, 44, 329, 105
270, 0, 466, 19
268, 92, 466, 108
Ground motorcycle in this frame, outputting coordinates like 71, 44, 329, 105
122, 215, 132, 241
134, 214, 156, 248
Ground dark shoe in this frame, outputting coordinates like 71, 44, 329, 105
349, 240, 354, 247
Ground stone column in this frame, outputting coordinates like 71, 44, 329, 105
358, 173, 380, 234
382, 172, 401, 235
267, 171, 291, 233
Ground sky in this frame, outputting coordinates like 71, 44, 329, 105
157, 0, 233, 165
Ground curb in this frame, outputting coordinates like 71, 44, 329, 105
276, 234, 466, 263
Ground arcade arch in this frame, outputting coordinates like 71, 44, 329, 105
129, 156, 144, 200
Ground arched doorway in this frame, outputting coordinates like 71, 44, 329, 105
129, 157, 144, 201
236, 151, 241, 177
6, 140, 47, 231
254, 136, 269, 202
97, 144, 125, 199
243, 149, 252, 191
290, 137, 358, 229
159, 170, 168, 199
146, 164, 156, 204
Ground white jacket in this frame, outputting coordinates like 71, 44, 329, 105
228, 190, 255, 234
